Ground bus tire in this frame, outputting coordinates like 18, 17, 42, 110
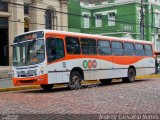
69, 71, 82, 90
40, 84, 54, 91
100, 79, 112, 85
122, 68, 136, 83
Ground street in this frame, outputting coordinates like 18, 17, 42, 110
0, 78, 160, 119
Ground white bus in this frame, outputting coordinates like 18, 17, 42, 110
12, 30, 155, 90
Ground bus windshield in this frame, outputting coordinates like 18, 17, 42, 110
13, 39, 45, 66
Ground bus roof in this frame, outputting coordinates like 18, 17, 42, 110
16, 29, 153, 44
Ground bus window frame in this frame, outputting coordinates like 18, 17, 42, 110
97, 39, 112, 56
65, 36, 81, 55
144, 44, 153, 57
111, 40, 125, 56
80, 37, 97, 55
46, 37, 65, 63
123, 42, 136, 56
134, 43, 146, 56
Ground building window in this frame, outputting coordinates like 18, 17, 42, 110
45, 9, 55, 29
83, 14, 90, 28
45, 10, 52, 29
24, 19, 29, 32
155, 13, 160, 28
0, 17, 8, 28
0, 1, 8, 12
95, 14, 102, 27
24, 4, 29, 15
108, 12, 115, 26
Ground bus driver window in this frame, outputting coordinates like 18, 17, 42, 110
46, 38, 64, 62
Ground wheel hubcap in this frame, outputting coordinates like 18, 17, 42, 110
129, 70, 135, 81
71, 75, 81, 90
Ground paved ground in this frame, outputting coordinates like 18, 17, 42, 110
0, 78, 160, 119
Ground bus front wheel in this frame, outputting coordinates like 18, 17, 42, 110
122, 68, 136, 83
69, 71, 82, 90
40, 84, 54, 91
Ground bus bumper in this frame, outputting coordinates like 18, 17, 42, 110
12, 74, 48, 86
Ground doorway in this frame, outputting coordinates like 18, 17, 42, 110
0, 28, 9, 66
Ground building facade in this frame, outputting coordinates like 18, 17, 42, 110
0, 0, 68, 66
68, 0, 160, 52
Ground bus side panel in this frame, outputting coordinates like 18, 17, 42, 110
136, 57, 155, 76
113, 56, 130, 78
82, 58, 94, 80
95, 59, 114, 80
47, 59, 83, 84
81, 58, 114, 80
47, 62, 67, 84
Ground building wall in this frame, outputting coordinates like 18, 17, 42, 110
80, 2, 141, 39
0, 0, 68, 66
68, 0, 81, 32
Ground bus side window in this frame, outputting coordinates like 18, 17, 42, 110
81, 38, 97, 55
46, 38, 65, 62
145, 44, 153, 56
124, 42, 135, 56
135, 43, 145, 56
65, 36, 81, 54
97, 40, 111, 55
112, 41, 124, 56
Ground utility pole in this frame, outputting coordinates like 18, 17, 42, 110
140, 0, 145, 40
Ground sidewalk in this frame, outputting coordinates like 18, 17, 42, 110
0, 66, 12, 79
0, 73, 159, 92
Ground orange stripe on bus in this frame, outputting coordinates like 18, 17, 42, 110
47, 55, 153, 65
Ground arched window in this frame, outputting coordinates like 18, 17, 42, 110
45, 10, 52, 29
24, 18, 29, 32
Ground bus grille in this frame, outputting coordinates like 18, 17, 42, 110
17, 70, 37, 77
18, 79, 36, 84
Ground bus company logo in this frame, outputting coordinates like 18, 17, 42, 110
83, 60, 97, 69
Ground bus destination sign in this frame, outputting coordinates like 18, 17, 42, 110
14, 31, 44, 43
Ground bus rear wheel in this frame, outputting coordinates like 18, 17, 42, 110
40, 84, 54, 91
122, 68, 136, 83
100, 79, 112, 85
69, 71, 82, 90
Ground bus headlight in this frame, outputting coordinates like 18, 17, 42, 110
39, 67, 44, 75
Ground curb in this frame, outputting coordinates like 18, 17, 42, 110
0, 74, 159, 92
0, 85, 40, 92
136, 74, 160, 79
